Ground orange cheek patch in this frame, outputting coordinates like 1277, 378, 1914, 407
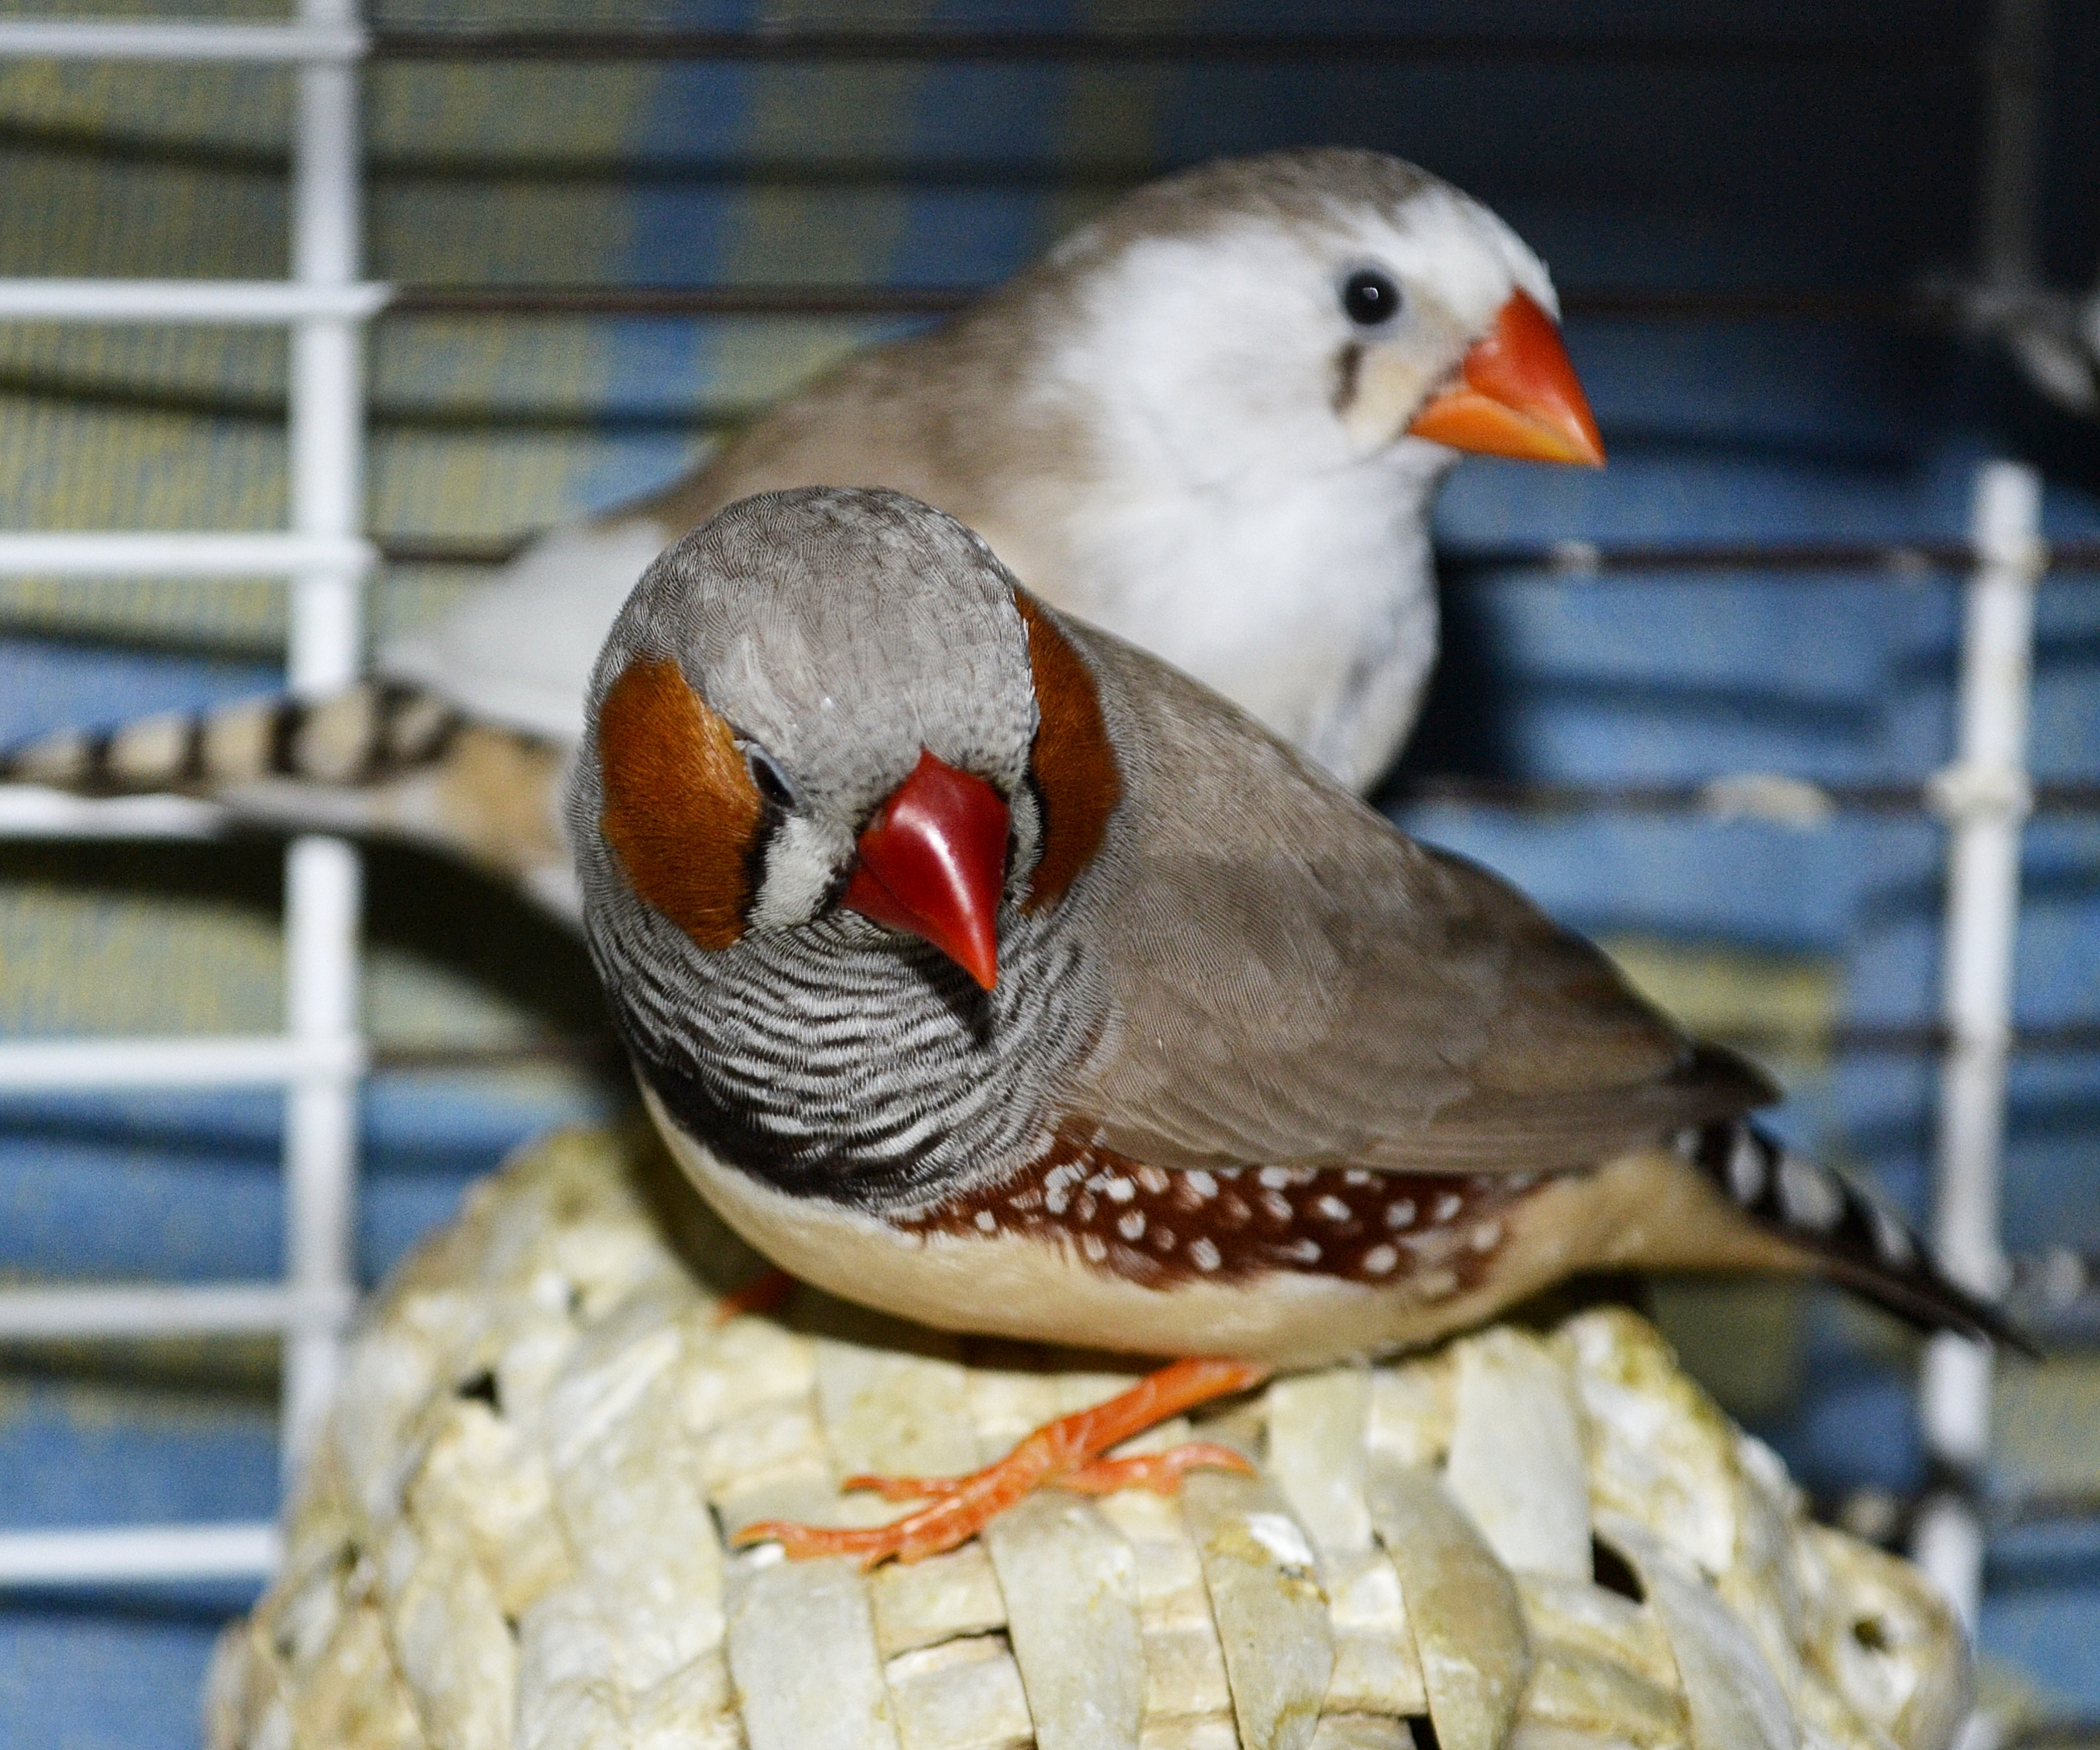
597, 656, 763, 950
1015, 592, 1121, 913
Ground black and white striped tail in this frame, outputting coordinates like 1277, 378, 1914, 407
1678, 1120, 2035, 1352
0, 680, 461, 798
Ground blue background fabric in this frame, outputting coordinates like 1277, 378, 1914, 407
2, 1, 2098, 1739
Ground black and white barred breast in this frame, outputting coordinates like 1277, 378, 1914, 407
599, 896, 1107, 1212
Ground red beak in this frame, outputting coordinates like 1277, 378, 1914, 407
842, 749, 1008, 991
1406, 289, 1606, 467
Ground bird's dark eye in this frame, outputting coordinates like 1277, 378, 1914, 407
746, 748, 796, 810
1341, 268, 1402, 327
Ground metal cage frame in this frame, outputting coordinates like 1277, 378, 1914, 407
0, 4, 2075, 1650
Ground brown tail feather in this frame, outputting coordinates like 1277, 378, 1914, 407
1679, 1120, 2035, 1353
0, 681, 461, 797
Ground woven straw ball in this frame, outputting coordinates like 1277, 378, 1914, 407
207, 1125, 1970, 1750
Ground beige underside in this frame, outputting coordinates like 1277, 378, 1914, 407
644, 1085, 1804, 1369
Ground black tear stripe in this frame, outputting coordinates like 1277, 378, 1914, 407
1677, 1120, 2035, 1352
1331, 340, 1365, 416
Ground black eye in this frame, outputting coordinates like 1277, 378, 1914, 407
746, 748, 796, 810
1341, 268, 1402, 327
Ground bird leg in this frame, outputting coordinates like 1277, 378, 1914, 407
714, 1266, 798, 1324
731, 1356, 1269, 1568
846, 1442, 1255, 1502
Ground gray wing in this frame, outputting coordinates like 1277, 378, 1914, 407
1063, 621, 1776, 1176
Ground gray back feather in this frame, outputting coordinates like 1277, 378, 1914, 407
1056, 620, 1776, 1176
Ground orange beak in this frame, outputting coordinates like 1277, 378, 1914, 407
1406, 289, 1605, 467
842, 749, 1008, 991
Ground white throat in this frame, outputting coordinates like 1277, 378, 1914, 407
1049, 436, 1453, 794
1021, 220, 1481, 792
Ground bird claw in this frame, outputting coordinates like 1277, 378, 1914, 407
730, 1355, 1269, 1569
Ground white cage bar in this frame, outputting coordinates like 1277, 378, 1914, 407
0, 1035, 364, 1089
0, 281, 389, 322
1912, 462, 2044, 1627
0, 19, 362, 62
0, 10, 2052, 1628
0, 5, 371, 1585
0, 1283, 349, 1343
0, 1523, 281, 1585
280, 0, 368, 1474
0, 532, 375, 573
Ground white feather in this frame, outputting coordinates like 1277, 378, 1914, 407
381, 517, 671, 742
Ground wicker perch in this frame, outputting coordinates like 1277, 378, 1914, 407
207, 1124, 1971, 1750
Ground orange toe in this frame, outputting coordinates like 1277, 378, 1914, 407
840, 1470, 971, 1502
733, 1496, 996, 1566
1054, 1441, 1256, 1495
841, 1439, 1254, 1504
732, 1355, 1269, 1570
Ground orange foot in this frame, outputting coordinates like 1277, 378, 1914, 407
731, 1355, 1270, 1569
714, 1266, 798, 1325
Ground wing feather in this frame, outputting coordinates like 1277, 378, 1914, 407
1060, 620, 1778, 1176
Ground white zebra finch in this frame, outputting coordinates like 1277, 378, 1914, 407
4, 148, 1598, 919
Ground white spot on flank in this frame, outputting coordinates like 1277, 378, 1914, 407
1470, 1221, 1503, 1252
1281, 1238, 1322, 1264
1104, 1176, 1137, 1203
1314, 1195, 1352, 1223
1362, 1244, 1398, 1275
1136, 1166, 1172, 1196
1045, 1183, 1070, 1215
1189, 1237, 1222, 1272
974, 1210, 997, 1233
1186, 1170, 1219, 1199
1433, 1193, 1462, 1223
1258, 1166, 1291, 1190
1386, 1199, 1416, 1229
1261, 1192, 1293, 1223
1244, 1512, 1317, 1573
1118, 1211, 1146, 1242
1080, 1233, 1108, 1262
1344, 1170, 1374, 1187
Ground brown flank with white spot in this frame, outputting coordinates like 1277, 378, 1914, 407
899, 1121, 1533, 1293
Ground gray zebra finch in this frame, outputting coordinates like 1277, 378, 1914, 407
569, 487, 2019, 1570
3, 148, 1599, 917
